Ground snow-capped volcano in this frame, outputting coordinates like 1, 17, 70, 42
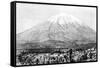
48, 14, 82, 34
17, 13, 96, 49
47, 13, 95, 41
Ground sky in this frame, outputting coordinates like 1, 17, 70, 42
16, 3, 96, 34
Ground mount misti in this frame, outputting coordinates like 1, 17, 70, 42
17, 13, 96, 49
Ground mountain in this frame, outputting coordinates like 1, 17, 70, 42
17, 13, 96, 49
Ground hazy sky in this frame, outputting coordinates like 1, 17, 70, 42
16, 3, 96, 34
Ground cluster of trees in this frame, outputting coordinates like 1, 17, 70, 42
16, 47, 97, 66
